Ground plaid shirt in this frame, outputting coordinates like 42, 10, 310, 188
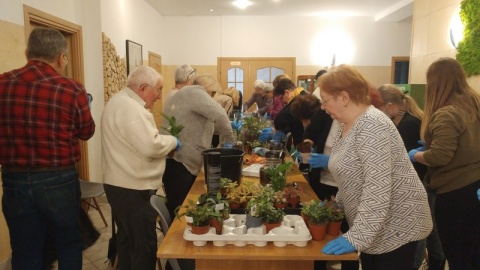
0, 60, 95, 167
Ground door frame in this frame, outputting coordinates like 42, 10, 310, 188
24, 5, 90, 180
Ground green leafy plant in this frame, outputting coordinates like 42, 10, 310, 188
198, 192, 230, 220
265, 162, 293, 191
301, 199, 330, 225
161, 112, 184, 138
245, 186, 273, 217
325, 196, 345, 222
282, 183, 302, 199
262, 205, 285, 224
174, 199, 219, 227
457, 0, 480, 76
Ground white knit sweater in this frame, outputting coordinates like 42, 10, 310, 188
101, 88, 177, 190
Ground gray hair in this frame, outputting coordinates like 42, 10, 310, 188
127, 66, 162, 90
253, 80, 266, 90
174, 64, 196, 84
263, 83, 274, 93
26, 27, 67, 62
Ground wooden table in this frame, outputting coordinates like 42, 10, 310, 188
157, 160, 358, 270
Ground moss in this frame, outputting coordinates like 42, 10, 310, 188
456, 0, 480, 76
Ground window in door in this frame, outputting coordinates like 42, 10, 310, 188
227, 67, 244, 93
256, 67, 284, 85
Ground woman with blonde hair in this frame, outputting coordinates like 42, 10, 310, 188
318, 64, 432, 270
408, 57, 480, 270
378, 84, 446, 270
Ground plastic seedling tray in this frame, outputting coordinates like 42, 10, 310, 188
183, 214, 311, 247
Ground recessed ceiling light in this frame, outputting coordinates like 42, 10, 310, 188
232, 0, 253, 10
210, 8, 214, 12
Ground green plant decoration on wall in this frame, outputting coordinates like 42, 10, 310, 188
456, 0, 480, 76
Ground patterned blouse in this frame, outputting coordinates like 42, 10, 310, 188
329, 106, 432, 254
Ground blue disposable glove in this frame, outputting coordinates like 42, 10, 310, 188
259, 127, 273, 143
477, 188, 480, 201
322, 236, 356, 255
231, 119, 243, 131
272, 131, 285, 143
408, 146, 425, 162
263, 112, 269, 120
294, 147, 315, 163
175, 138, 182, 151
308, 153, 329, 168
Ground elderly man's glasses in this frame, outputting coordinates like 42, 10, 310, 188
187, 68, 196, 79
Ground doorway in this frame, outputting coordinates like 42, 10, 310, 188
217, 57, 295, 112
24, 5, 90, 180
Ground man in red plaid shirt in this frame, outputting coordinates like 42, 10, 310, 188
0, 27, 95, 269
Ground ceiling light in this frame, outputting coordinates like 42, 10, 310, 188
232, 0, 253, 10
210, 8, 214, 12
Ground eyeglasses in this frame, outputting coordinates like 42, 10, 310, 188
187, 68, 196, 79
320, 95, 334, 105
141, 83, 162, 94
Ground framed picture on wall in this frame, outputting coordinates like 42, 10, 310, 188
126, 40, 142, 74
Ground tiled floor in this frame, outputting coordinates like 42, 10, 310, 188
53, 195, 164, 270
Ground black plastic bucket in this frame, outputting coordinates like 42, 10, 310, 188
202, 148, 244, 185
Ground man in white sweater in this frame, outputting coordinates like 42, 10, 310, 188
101, 66, 179, 270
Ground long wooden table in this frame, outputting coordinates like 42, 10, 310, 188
157, 160, 358, 270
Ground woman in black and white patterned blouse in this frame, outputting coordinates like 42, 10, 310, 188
317, 64, 433, 270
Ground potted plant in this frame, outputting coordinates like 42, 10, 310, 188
271, 190, 288, 209
219, 177, 237, 196
282, 183, 302, 208
174, 199, 219, 235
197, 192, 230, 234
301, 199, 330, 240
325, 196, 345, 236
161, 113, 185, 157
266, 161, 293, 191
244, 186, 272, 228
261, 205, 285, 233
240, 116, 269, 153
225, 181, 263, 209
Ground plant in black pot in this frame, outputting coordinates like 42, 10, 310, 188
244, 186, 272, 229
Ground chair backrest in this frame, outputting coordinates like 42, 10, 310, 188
79, 179, 105, 199
150, 195, 181, 270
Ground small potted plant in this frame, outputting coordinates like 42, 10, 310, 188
261, 205, 285, 233
219, 177, 237, 196
325, 196, 345, 236
244, 186, 272, 229
161, 113, 185, 157
301, 199, 330, 240
271, 190, 288, 209
266, 161, 293, 191
282, 183, 302, 208
174, 199, 219, 235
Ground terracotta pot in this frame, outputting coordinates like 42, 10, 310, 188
308, 222, 327, 241
209, 219, 223, 235
327, 221, 342, 236
190, 224, 210, 235
274, 202, 288, 209
288, 197, 300, 208
229, 202, 242, 209
264, 222, 282, 233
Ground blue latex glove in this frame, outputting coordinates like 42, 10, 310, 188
294, 147, 315, 163
231, 120, 243, 131
259, 127, 273, 143
263, 112, 269, 120
272, 131, 285, 143
322, 236, 356, 255
477, 188, 480, 201
175, 138, 182, 151
308, 153, 329, 168
408, 146, 425, 162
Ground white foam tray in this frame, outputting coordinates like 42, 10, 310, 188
183, 214, 311, 247
241, 163, 262, 177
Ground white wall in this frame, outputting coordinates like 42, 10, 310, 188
101, 0, 165, 61
162, 16, 412, 66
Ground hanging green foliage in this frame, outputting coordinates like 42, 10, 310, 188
456, 0, 480, 76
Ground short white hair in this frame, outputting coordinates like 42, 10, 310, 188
174, 64, 195, 84
127, 66, 162, 90
263, 83, 274, 92
253, 80, 265, 90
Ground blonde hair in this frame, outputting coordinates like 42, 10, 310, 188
194, 74, 221, 96
378, 84, 423, 120
318, 64, 370, 105
222, 86, 240, 106
421, 57, 480, 140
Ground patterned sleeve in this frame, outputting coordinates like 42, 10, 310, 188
343, 119, 394, 251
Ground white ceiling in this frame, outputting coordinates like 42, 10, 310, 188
145, 0, 414, 22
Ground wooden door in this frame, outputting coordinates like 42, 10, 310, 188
218, 57, 295, 113
24, 5, 89, 180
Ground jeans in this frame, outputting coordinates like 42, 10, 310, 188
2, 169, 82, 270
